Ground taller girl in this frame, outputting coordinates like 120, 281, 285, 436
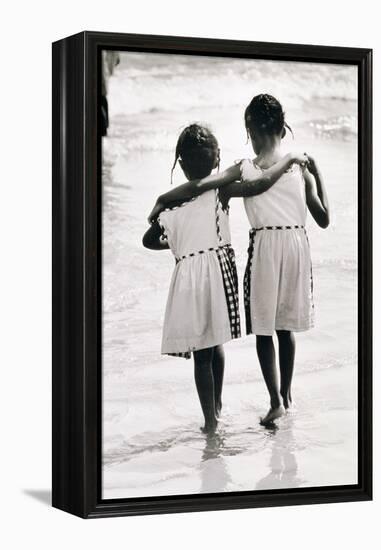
242, 94, 330, 424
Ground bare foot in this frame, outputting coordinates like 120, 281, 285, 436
260, 405, 285, 426
285, 401, 297, 414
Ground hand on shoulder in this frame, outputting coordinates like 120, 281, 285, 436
238, 158, 262, 183
288, 151, 309, 168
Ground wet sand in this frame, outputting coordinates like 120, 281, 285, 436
103, 343, 357, 498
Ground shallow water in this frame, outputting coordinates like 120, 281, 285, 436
102, 53, 358, 498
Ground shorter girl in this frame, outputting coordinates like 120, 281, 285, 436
143, 124, 304, 433
143, 124, 239, 434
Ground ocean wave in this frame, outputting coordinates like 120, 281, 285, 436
108, 52, 357, 118
298, 353, 357, 375
312, 257, 357, 272
309, 115, 357, 140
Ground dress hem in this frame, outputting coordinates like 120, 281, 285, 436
247, 322, 315, 336
161, 330, 238, 356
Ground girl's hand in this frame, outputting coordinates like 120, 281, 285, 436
290, 152, 309, 167
147, 200, 164, 224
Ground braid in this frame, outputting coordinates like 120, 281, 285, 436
284, 121, 294, 139
170, 154, 178, 185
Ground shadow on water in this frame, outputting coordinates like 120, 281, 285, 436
256, 417, 304, 490
23, 489, 51, 506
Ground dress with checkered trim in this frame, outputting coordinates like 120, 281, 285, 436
240, 158, 315, 336
158, 189, 241, 358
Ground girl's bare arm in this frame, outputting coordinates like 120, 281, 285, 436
304, 157, 330, 228
148, 153, 303, 222
147, 165, 239, 222
219, 153, 309, 203
142, 222, 170, 250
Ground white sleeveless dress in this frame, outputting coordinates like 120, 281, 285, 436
240, 159, 314, 336
158, 190, 241, 358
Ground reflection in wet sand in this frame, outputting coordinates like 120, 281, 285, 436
200, 433, 231, 494
256, 418, 304, 490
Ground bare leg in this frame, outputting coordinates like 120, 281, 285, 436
276, 330, 295, 409
212, 345, 225, 417
193, 348, 218, 434
256, 335, 285, 424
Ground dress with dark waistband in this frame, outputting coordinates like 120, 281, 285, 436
158, 189, 241, 357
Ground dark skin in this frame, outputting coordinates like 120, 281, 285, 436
142, 221, 169, 250
256, 330, 295, 417
143, 151, 303, 433
246, 130, 329, 424
147, 153, 329, 229
143, 138, 329, 428
142, 155, 304, 431
142, 224, 224, 434
147, 152, 309, 223
142, 161, 229, 434
303, 156, 330, 228
273, 160, 328, 414
143, 152, 308, 249
255, 157, 329, 420
278, 330, 295, 409
212, 345, 225, 416
193, 346, 225, 433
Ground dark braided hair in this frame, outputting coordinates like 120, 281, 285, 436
171, 124, 219, 183
244, 94, 293, 141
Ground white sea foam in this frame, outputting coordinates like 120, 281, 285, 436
107, 53, 357, 152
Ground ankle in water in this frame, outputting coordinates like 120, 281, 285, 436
202, 414, 218, 434
260, 404, 285, 426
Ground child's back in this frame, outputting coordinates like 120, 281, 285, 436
238, 93, 329, 424
143, 123, 243, 433
241, 158, 314, 337
158, 189, 240, 358
159, 190, 231, 258
242, 160, 307, 228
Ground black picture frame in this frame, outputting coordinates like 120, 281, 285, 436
52, 31, 372, 519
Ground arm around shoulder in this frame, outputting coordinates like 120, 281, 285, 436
223, 153, 304, 199
147, 164, 241, 223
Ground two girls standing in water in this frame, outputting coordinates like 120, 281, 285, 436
143, 93, 329, 432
